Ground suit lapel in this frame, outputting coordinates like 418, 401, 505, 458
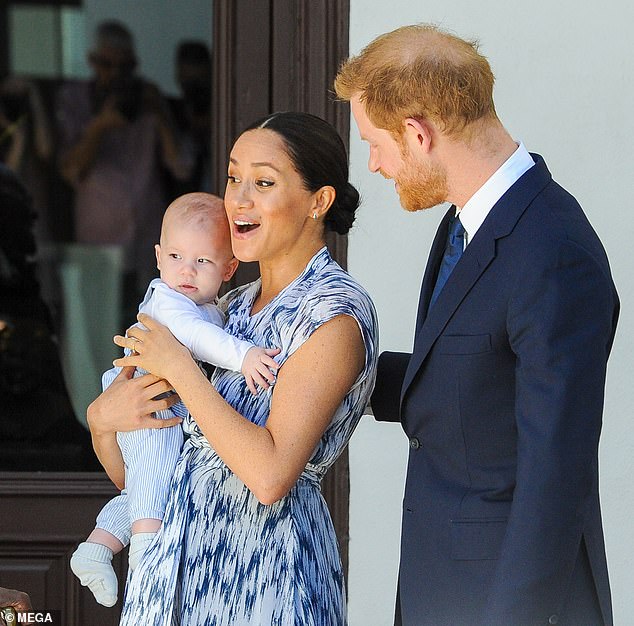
400, 154, 552, 407
413, 206, 454, 332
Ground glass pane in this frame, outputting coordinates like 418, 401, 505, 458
9, 6, 61, 77
8, 5, 87, 79
61, 7, 89, 79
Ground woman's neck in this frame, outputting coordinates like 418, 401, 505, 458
252, 241, 325, 314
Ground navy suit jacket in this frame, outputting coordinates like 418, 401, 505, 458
372, 156, 619, 626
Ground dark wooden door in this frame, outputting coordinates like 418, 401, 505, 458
0, 473, 127, 625
211, 0, 352, 574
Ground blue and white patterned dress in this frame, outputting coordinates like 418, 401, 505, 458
119, 247, 378, 625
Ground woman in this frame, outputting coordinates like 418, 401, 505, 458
87, 112, 378, 625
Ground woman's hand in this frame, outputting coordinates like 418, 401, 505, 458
86, 365, 182, 489
113, 313, 192, 382
87, 366, 181, 437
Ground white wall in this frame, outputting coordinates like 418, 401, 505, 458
347, 3, 634, 625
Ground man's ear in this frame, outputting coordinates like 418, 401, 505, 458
223, 256, 239, 281
155, 244, 162, 271
403, 117, 433, 153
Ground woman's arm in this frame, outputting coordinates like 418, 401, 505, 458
149, 284, 255, 372
86, 366, 182, 489
116, 313, 365, 505
59, 100, 126, 184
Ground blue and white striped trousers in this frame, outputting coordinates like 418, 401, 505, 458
94, 364, 187, 546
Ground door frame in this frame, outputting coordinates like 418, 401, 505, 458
211, 0, 352, 574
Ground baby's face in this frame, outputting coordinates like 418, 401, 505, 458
156, 221, 235, 305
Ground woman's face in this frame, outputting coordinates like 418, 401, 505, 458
224, 128, 318, 264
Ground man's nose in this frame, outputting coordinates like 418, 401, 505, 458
368, 148, 380, 173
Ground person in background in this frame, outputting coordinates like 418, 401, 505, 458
165, 40, 213, 198
0, 163, 98, 472
336, 23, 618, 626
55, 20, 192, 305
0, 75, 53, 245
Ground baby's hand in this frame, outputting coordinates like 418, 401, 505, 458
241, 346, 281, 395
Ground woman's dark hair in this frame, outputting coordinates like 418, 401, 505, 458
243, 112, 360, 235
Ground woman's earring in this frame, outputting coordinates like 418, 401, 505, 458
313, 212, 318, 220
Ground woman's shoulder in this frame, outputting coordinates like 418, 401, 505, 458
308, 251, 375, 313
281, 249, 378, 376
289, 249, 377, 337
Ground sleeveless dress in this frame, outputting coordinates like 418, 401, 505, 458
119, 247, 378, 625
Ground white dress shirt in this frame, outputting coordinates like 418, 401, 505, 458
457, 142, 535, 248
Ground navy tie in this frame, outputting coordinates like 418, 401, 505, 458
428, 213, 465, 310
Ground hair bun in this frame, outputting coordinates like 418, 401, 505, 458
325, 182, 360, 235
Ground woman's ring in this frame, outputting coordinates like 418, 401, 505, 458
131, 337, 139, 352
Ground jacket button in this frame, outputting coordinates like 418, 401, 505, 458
409, 437, 421, 450
548, 616, 559, 625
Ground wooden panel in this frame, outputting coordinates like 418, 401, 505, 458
269, 0, 350, 269
212, 0, 352, 577
212, 0, 271, 287
0, 473, 126, 625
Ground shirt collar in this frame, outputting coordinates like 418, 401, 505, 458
457, 142, 535, 244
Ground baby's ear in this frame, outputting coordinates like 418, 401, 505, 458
154, 244, 162, 270
223, 257, 239, 281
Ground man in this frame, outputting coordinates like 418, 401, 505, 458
56, 20, 191, 302
335, 24, 618, 626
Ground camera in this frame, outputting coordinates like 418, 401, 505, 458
109, 76, 144, 122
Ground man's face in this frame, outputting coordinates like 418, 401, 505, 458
350, 95, 404, 180
350, 95, 447, 212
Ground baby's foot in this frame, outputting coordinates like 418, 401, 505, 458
128, 532, 157, 571
70, 542, 117, 607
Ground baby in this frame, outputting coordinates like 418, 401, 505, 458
70, 192, 279, 606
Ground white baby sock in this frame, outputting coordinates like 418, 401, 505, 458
70, 542, 118, 607
128, 532, 156, 571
